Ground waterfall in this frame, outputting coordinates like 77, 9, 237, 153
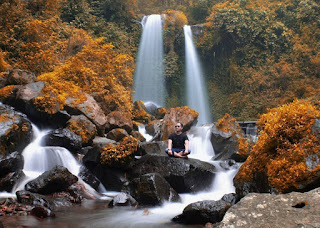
184, 25, 211, 125
133, 15, 165, 107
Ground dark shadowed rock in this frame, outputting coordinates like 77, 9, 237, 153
78, 166, 100, 191
0, 104, 33, 154
7, 69, 36, 85
31, 205, 55, 218
130, 155, 216, 193
136, 141, 167, 156
25, 166, 78, 194
127, 173, 180, 206
16, 190, 51, 209
108, 192, 137, 207
0, 170, 25, 192
0, 151, 24, 177
217, 188, 320, 228
43, 128, 82, 153
173, 193, 237, 224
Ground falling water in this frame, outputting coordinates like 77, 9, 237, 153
184, 25, 211, 124
133, 15, 165, 107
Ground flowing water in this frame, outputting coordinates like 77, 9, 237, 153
1, 125, 238, 227
184, 25, 212, 125
133, 15, 165, 107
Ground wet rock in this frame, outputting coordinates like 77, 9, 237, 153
105, 111, 133, 134
108, 192, 137, 207
106, 128, 129, 141
0, 104, 33, 154
25, 166, 78, 195
43, 128, 82, 153
217, 188, 320, 228
160, 107, 198, 140
78, 166, 101, 191
16, 190, 51, 209
0, 151, 24, 177
130, 154, 216, 193
0, 170, 25, 192
31, 205, 55, 218
7, 69, 36, 85
173, 193, 237, 224
127, 173, 180, 206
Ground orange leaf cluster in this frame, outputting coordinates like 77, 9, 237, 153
100, 136, 138, 167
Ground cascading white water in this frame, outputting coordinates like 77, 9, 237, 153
184, 25, 211, 125
13, 124, 82, 192
133, 14, 165, 107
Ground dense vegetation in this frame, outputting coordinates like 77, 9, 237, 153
0, 0, 319, 121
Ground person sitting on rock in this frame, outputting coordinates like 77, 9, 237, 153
165, 122, 191, 158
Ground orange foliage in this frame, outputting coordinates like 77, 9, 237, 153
0, 52, 10, 72
235, 99, 320, 193
36, 33, 134, 115
100, 136, 138, 167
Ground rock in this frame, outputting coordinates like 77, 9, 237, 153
161, 107, 198, 140
0, 72, 9, 89
64, 94, 107, 135
130, 154, 216, 193
43, 128, 82, 153
210, 124, 240, 161
173, 193, 237, 224
0, 170, 25, 192
31, 205, 55, 218
130, 130, 146, 142
16, 190, 51, 209
132, 100, 153, 123
78, 166, 101, 191
0, 104, 33, 154
108, 192, 137, 207
25, 166, 78, 195
67, 115, 97, 145
105, 111, 133, 134
106, 128, 129, 141
217, 188, 320, 228
145, 119, 163, 139
136, 141, 167, 155
127, 173, 180, 206
0, 151, 24, 177
7, 69, 36, 85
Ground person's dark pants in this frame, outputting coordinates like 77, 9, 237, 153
165, 148, 191, 157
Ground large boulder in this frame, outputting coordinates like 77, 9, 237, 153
129, 154, 216, 193
78, 166, 101, 191
0, 104, 33, 154
127, 173, 180, 206
105, 111, 133, 134
217, 188, 320, 228
43, 128, 82, 153
64, 94, 107, 135
0, 82, 71, 128
25, 166, 78, 195
136, 141, 167, 156
106, 128, 129, 142
173, 193, 237, 224
161, 107, 198, 140
132, 100, 153, 123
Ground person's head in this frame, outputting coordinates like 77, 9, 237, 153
174, 122, 184, 133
